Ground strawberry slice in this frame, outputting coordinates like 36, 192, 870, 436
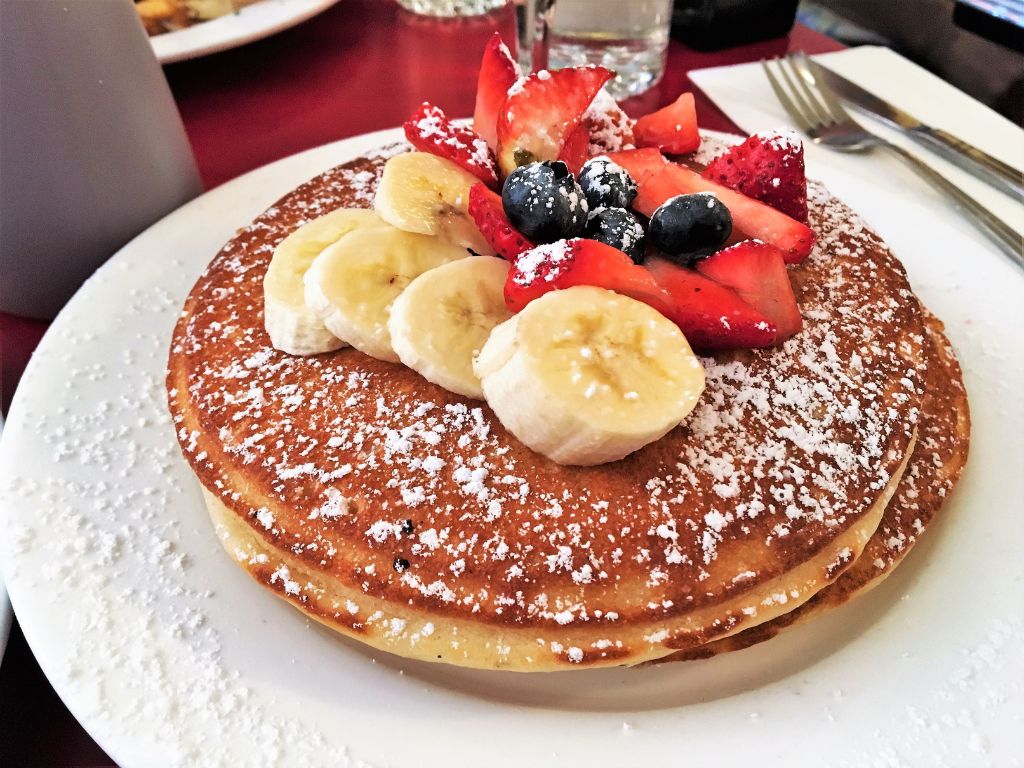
696, 240, 802, 340
602, 147, 669, 213
633, 92, 701, 154
557, 124, 590, 175
404, 102, 499, 187
468, 183, 536, 261
646, 257, 777, 352
473, 33, 520, 151
606, 149, 816, 264
496, 66, 613, 177
703, 131, 809, 223
505, 238, 675, 320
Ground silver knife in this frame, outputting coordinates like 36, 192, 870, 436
809, 60, 1024, 200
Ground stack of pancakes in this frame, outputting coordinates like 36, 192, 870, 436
167, 141, 970, 671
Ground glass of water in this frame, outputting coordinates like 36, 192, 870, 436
535, 0, 673, 98
396, 0, 508, 16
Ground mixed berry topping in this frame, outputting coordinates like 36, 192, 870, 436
402, 33, 820, 353
648, 193, 733, 266
633, 92, 701, 155
403, 102, 498, 187
501, 160, 588, 243
578, 156, 638, 210
468, 183, 537, 260
703, 130, 809, 223
584, 207, 645, 264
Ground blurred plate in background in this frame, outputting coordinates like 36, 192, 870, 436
151, 0, 342, 64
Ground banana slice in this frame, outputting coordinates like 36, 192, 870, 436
263, 207, 387, 355
388, 256, 511, 399
304, 224, 469, 363
374, 152, 494, 255
474, 286, 706, 466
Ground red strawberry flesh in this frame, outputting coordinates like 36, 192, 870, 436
696, 240, 802, 340
468, 183, 536, 261
606, 149, 816, 264
473, 33, 520, 151
496, 66, 613, 176
505, 238, 676, 321
557, 124, 590, 175
633, 92, 701, 154
404, 102, 499, 187
645, 257, 778, 352
703, 130, 809, 223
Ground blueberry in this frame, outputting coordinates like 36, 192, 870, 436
578, 156, 638, 210
502, 161, 588, 243
648, 193, 732, 264
585, 207, 646, 263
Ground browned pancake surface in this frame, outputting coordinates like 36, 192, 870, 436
669, 310, 970, 660
167, 143, 926, 660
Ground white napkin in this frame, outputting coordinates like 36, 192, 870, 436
689, 46, 1024, 241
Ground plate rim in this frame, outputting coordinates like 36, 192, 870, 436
150, 0, 343, 65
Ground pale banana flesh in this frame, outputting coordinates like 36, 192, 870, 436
263, 207, 387, 355
374, 152, 494, 256
474, 286, 706, 466
303, 224, 470, 363
388, 256, 511, 399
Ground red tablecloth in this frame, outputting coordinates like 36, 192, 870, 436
0, 1, 841, 763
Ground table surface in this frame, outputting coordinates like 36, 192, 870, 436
0, 0, 841, 763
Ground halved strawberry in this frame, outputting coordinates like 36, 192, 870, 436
633, 92, 701, 154
703, 131, 808, 223
606, 149, 816, 264
468, 183, 536, 260
496, 66, 613, 177
404, 102, 499, 187
646, 257, 777, 352
696, 240, 802, 340
473, 33, 520, 151
505, 238, 675, 320
557, 124, 590, 175
580, 88, 636, 154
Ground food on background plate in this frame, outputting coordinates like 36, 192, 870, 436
167, 32, 970, 672
135, 0, 257, 36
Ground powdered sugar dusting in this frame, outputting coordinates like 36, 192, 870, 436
167, 137, 926, 641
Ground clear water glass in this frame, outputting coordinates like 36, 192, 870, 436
540, 0, 673, 98
396, 0, 508, 16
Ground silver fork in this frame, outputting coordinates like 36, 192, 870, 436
762, 52, 1023, 269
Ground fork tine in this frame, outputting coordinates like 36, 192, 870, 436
792, 51, 850, 125
778, 55, 833, 127
761, 59, 815, 134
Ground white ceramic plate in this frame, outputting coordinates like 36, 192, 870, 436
0, 576, 9, 665
0, 413, 9, 664
0, 128, 1021, 768
150, 0, 341, 64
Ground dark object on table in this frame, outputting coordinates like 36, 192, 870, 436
671, 0, 799, 50
804, 0, 1024, 124
954, 0, 1024, 52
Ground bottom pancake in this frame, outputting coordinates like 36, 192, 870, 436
201, 452, 909, 670
663, 308, 971, 661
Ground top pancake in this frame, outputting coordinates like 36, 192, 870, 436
664, 308, 970, 661
167, 141, 927, 668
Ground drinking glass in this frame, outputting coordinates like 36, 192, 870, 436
526, 0, 673, 98
396, 0, 508, 17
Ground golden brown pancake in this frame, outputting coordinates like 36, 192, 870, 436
167, 144, 929, 671
666, 309, 970, 660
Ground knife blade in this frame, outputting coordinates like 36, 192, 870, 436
808, 60, 1024, 199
